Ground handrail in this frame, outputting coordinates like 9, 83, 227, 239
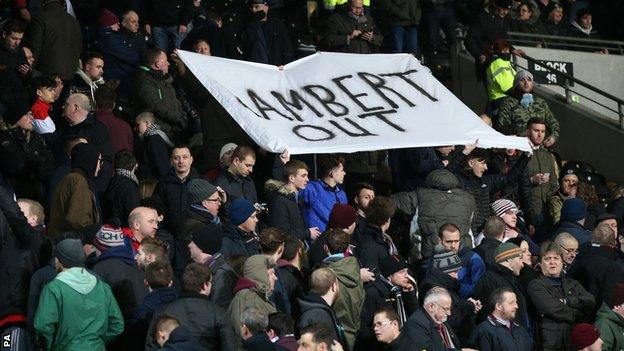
507, 32, 624, 55
507, 31, 624, 47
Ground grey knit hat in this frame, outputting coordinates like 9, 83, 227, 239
432, 245, 462, 274
187, 179, 218, 204
514, 70, 534, 88
55, 239, 85, 268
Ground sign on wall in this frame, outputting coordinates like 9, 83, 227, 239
528, 60, 574, 86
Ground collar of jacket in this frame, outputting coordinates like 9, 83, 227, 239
179, 291, 210, 300
486, 314, 520, 328
494, 263, 516, 277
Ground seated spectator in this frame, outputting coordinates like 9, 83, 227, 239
221, 198, 261, 259
356, 196, 399, 273
215, 145, 259, 204
549, 170, 579, 225
474, 216, 506, 266
571, 323, 604, 351
48, 143, 102, 238
229, 255, 278, 340
594, 283, 624, 351
552, 198, 592, 245
298, 267, 349, 350
240, 307, 276, 351
527, 242, 594, 349
29, 76, 58, 135
266, 160, 320, 241
569, 9, 602, 40
104, 149, 141, 226
510, 1, 546, 35
416, 169, 476, 259
497, 70, 560, 146
135, 48, 188, 139
301, 155, 347, 233
267, 312, 298, 351
484, 38, 516, 115
0, 100, 54, 202
242, 0, 293, 65
146, 263, 237, 350
472, 287, 532, 350
542, 2, 569, 36
94, 85, 133, 157
154, 314, 201, 351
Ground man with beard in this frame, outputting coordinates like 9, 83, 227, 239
472, 288, 532, 350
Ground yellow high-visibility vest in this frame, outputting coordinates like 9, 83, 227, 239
486, 57, 516, 101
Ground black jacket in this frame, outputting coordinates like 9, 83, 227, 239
220, 223, 261, 259
242, 18, 293, 66
183, 207, 224, 254
551, 221, 592, 246
215, 170, 258, 204
568, 244, 624, 319
155, 168, 200, 233
321, 10, 383, 53
472, 315, 532, 351
266, 183, 309, 240
161, 326, 203, 351
104, 174, 140, 226
209, 256, 239, 309
145, 292, 238, 351
144, 0, 194, 27
526, 275, 594, 350
403, 308, 461, 350
138, 134, 172, 181
0, 41, 30, 106
473, 237, 501, 267
473, 264, 530, 332
298, 293, 350, 350
243, 333, 277, 351
388, 147, 446, 191
464, 9, 510, 60
277, 259, 307, 316
356, 223, 393, 273
487, 151, 533, 221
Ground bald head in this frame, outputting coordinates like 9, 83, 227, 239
128, 207, 159, 241
63, 93, 91, 125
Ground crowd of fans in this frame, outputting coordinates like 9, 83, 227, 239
0, 0, 623, 350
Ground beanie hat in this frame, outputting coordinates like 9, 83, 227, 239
379, 255, 408, 277
491, 199, 519, 217
559, 168, 579, 183
187, 179, 218, 205
229, 198, 256, 226
98, 9, 119, 28
55, 239, 85, 268
3, 100, 31, 126
610, 283, 624, 308
219, 143, 238, 159
493, 0, 512, 9
514, 70, 534, 88
93, 224, 125, 252
191, 226, 221, 255
328, 204, 357, 229
432, 245, 462, 274
561, 198, 587, 222
571, 323, 600, 350
494, 242, 522, 263
70, 143, 100, 180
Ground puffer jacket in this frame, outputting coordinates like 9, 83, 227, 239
301, 179, 347, 232
417, 169, 476, 259
595, 302, 624, 351
266, 180, 309, 240
323, 255, 365, 349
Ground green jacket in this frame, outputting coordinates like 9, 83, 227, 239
485, 57, 515, 101
34, 268, 124, 351
548, 191, 566, 224
526, 147, 558, 215
325, 256, 365, 351
497, 95, 560, 140
595, 302, 624, 351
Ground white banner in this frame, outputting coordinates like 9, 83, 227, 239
178, 50, 531, 154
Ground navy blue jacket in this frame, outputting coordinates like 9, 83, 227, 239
161, 326, 203, 351
472, 315, 532, 351
551, 221, 591, 246
220, 223, 261, 259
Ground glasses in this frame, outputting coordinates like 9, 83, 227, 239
559, 244, 579, 254
373, 320, 393, 329
434, 302, 452, 312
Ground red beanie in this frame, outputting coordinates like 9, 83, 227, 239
570, 323, 600, 350
328, 204, 357, 229
98, 9, 118, 28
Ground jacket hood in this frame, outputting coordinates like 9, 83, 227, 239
233, 276, 257, 294
424, 169, 461, 190
98, 240, 135, 265
70, 142, 100, 180
596, 301, 624, 325
56, 267, 97, 295
243, 255, 274, 294
264, 179, 294, 196
324, 256, 361, 288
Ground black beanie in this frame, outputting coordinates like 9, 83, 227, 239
70, 143, 100, 179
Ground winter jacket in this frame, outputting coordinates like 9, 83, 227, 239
321, 10, 383, 53
551, 221, 591, 246
417, 169, 476, 259
104, 173, 141, 226
568, 244, 624, 318
420, 267, 477, 342
458, 247, 486, 298
155, 168, 200, 233
135, 67, 188, 138
146, 292, 237, 351
266, 180, 309, 240
220, 223, 260, 259
33, 268, 124, 351
47, 170, 99, 238
66, 69, 103, 107
215, 169, 258, 204
464, 9, 510, 60
487, 150, 533, 221
526, 274, 594, 350
595, 302, 624, 351
298, 293, 350, 350
448, 153, 530, 235
473, 237, 502, 267
228, 256, 277, 340
497, 94, 560, 140
92, 242, 149, 320
323, 255, 365, 349
160, 326, 203, 351
122, 287, 178, 351
388, 147, 445, 191
403, 308, 461, 350
301, 179, 347, 232
243, 332, 277, 351
485, 56, 515, 101
472, 314, 532, 351
144, 0, 194, 27
377, 0, 421, 27
355, 223, 394, 273
0, 40, 30, 106
138, 133, 172, 181
242, 18, 293, 66
182, 206, 223, 250
23, 1, 82, 80
277, 259, 307, 316
209, 256, 239, 308
95, 109, 133, 157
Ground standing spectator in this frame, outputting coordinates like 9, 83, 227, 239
472, 287, 532, 350
388, 145, 454, 191
153, 315, 202, 351
527, 243, 595, 350
554, 232, 579, 273
371, 307, 411, 350
47, 143, 102, 238
34, 239, 124, 350
353, 182, 375, 219
298, 324, 344, 351
356, 196, 398, 273
242, 0, 293, 65
221, 198, 261, 258
570, 323, 604, 351
267, 313, 298, 351
301, 155, 347, 233
240, 307, 277, 351
464, 0, 512, 72
309, 204, 358, 268
490, 199, 537, 252
66, 51, 105, 107
378, 0, 420, 54
104, 149, 141, 225
29, 76, 58, 135
474, 216, 506, 266
183, 179, 226, 256
95, 85, 133, 157
135, 48, 188, 139
552, 198, 592, 245
497, 71, 560, 146
525, 118, 558, 226
421, 0, 457, 55
322, 0, 382, 53
135, 112, 174, 180
215, 145, 259, 204
143, 0, 194, 53
276, 237, 307, 315
549, 171, 579, 225
23, 0, 82, 80
594, 283, 624, 351
0, 20, 30, 110
298, 267, 350, 350
125, 206, 160, 251
484, 38, 515, 115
